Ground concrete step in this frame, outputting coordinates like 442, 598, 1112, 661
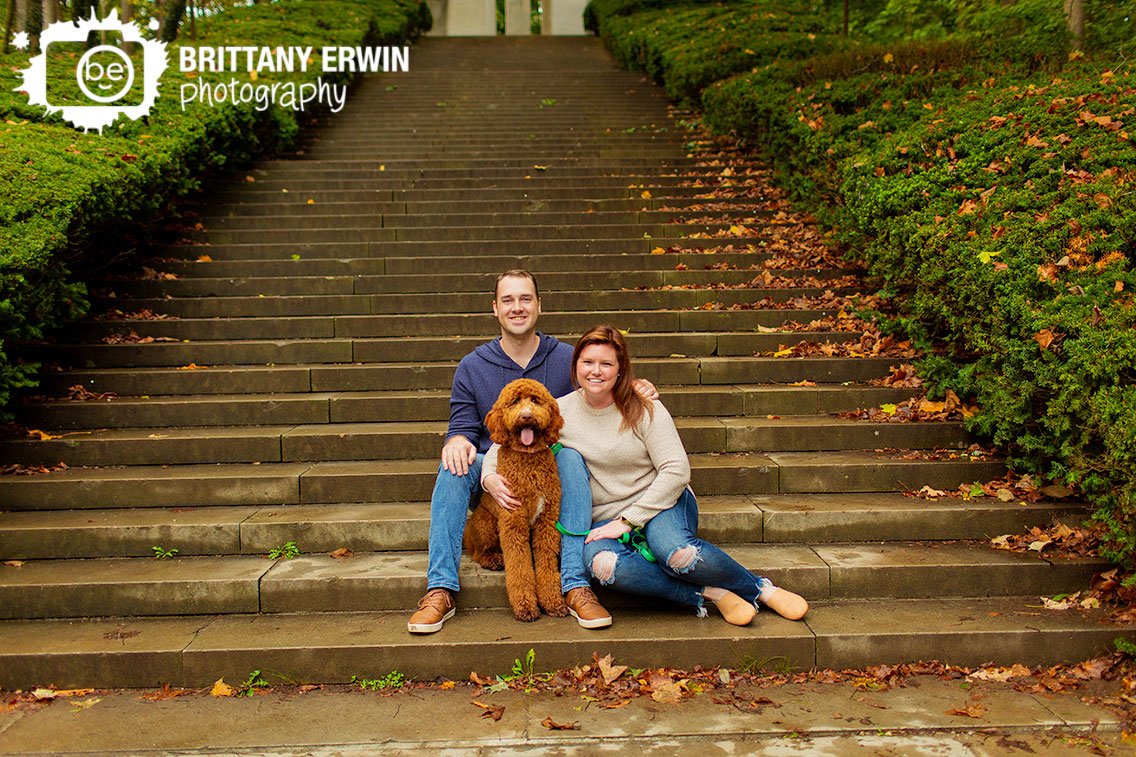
219, 175, 729, 194
0, 505, 260, 558
0, 495, 1088, 559
151, 250, 772, 276
240, 157, 701, 176
300, 134, 684, 143
0, 417, 973, 467
365, 311, 839, 339
86, 288, 858, 320
41, 328, 866, 369
46, 322, 858, 365
36, 356, 896, 397
68, 309, 845, 343
197, 195, 753, 218
0, 452, 1007, 510
0, 543, 1105, 620
0, 555, 271, 618
194, 223, 734, 246
210, 185, 739, 205
108, 267, 842, 294
160, 236, 759, 260
229, 170, 707, 188
1, 597, 1130, 689
200, 208, 765, 232
66, 307, 845, 341
21, 385, 917, 429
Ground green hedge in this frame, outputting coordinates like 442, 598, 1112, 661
0, 0, 430, 415
588, 0, 1136, 565
587, 0, 847, 105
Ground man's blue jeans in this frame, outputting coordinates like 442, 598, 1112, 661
424, 448, 592, 594
581, 488, 768, 613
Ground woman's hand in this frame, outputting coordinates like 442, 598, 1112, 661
585, 518, 633, 543
632, 378, 659, 402
483, 473, 519, 511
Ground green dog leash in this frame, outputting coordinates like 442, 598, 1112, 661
555, 519, 657, 563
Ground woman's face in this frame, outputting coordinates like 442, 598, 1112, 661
576, 343, 619, 407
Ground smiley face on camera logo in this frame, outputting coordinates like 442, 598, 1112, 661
15, 11, 169, 133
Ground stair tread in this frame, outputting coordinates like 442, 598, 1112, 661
0, 450, 1000, 479
22, 384, 909, 407
0, 598, 1128, 688
1, 542, 1105, 583
3, 416, 966, 440
0, 494, 1088, 559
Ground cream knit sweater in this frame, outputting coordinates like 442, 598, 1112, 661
482, 389, 691, 527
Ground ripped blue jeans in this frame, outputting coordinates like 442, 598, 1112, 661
581, 488, 767, 614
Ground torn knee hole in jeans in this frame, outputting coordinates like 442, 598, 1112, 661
666, 545, 700, 573
591, 551, 618, 584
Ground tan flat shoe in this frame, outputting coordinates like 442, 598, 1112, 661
707, 590, 756, 626
759, 584, 809, 620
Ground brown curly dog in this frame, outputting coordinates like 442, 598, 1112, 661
463, 378, 568, 622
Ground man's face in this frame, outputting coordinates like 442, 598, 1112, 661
493, 276, 541, 338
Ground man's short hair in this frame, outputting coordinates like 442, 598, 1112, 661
494, 269, 540, 300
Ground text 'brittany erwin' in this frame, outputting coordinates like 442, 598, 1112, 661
178, 46, 411, 74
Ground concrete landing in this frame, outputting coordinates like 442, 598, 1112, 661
0, 673, 1130, 755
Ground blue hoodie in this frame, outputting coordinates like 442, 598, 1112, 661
447, 332, 574, 452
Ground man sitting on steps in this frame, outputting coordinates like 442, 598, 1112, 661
407, 269, 656, 633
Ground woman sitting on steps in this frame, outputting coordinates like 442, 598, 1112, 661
484, 324, 808, 625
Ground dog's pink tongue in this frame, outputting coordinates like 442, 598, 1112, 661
521, 428, 535, 446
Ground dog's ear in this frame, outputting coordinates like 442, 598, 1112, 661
546, 407, 563, 446
543, 393, 564, 446
486, 404, 507, 446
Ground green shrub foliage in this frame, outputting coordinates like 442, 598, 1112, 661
588, 0, 1136, 565
0, 0, 430, 415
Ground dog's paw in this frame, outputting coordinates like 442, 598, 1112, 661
513, 605, 541, 622
542, 601, 569, 618
477, 553, 505, 571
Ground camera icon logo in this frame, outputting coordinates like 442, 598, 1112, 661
16, 10, 168, 132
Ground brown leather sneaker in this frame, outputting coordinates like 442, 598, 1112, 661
564, 587, 612, 629
407, 588, 455, 633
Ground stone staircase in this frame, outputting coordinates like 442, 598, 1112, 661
0, 37, 1128, 690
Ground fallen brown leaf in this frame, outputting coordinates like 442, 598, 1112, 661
946, 703, 987, 718
140, 683, 192, 701
481, 705, 504, 721
651, 680, 685, 703
541, 716, 580, 730
969, 664, 1031, 682
69, 698, 101, 710
600, 699, 631, 709
597, 654, 628, 685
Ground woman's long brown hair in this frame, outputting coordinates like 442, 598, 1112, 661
571, 325, 653, 432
